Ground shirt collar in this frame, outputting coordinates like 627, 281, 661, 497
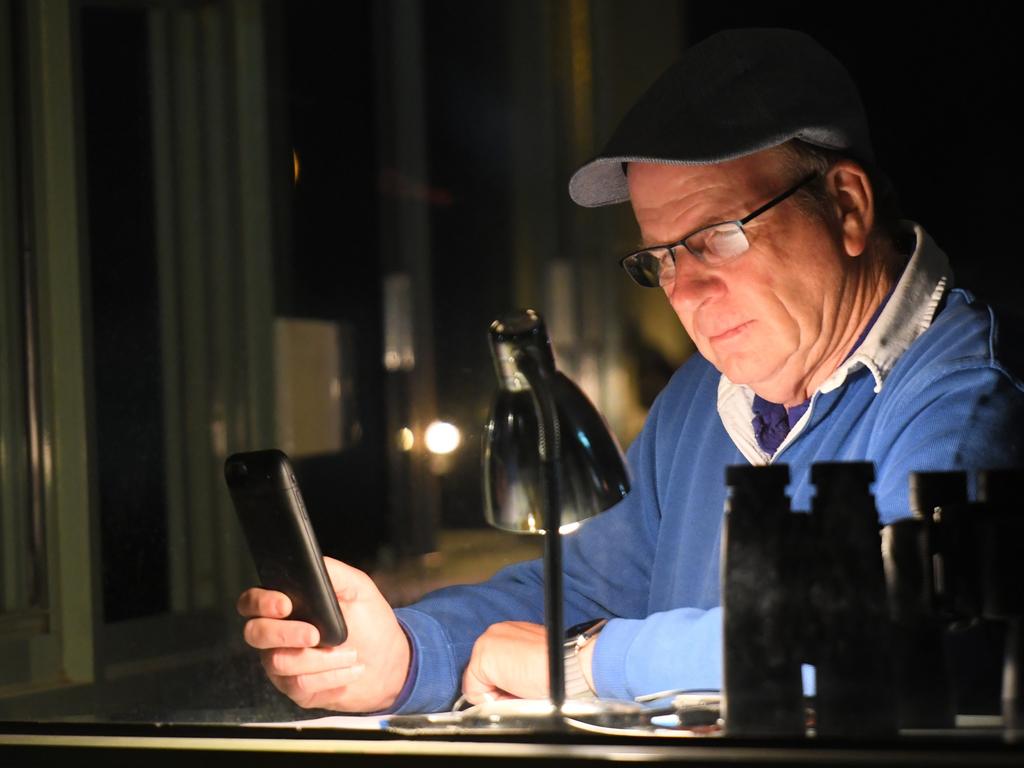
716, 222, 953, 463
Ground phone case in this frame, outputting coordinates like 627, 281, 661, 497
225, 449, 348, 646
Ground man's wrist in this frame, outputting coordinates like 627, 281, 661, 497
577, 630, 599, 692
563, 618, 607, 699
382, 619, 416, 713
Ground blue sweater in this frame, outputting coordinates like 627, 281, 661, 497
392, 226, 1024, 713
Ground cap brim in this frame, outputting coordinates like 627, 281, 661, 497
568, 132, 802, 208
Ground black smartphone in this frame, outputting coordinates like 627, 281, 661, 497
225, 449, 348, 646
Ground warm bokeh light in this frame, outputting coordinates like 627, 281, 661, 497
396, 427, 415, 452
292, 148, 300, 185
424, 420, 460, 455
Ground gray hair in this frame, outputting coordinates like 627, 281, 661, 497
772, 140, 903, 246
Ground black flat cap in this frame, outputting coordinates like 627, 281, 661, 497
568, 28, 874, 208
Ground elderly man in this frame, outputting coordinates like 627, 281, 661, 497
238, 29, 1024, 714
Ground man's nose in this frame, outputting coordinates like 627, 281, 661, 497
664, 257, 726, 311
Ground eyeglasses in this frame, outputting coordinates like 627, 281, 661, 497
620, 173, 818, 288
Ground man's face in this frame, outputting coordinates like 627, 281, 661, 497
627, 152, 859, 406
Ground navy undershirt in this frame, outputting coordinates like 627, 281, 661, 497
751, 289, 895, 455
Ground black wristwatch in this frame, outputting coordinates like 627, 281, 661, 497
563, 618, 608, 699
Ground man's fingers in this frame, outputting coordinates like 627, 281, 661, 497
460, 620, 551, 704
268, 665, 367, 707
461, 674, 512, 705
238, 559, 367, 621
238, 556, 407, 713
261, 646, 359, 677
462, 685, 501, 705
244, 617, 319, 650
237, 587, 292, 619
461, 657, 499, 705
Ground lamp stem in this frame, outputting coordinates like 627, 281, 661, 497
543, 458, 566, 708
515, 351, 567, 711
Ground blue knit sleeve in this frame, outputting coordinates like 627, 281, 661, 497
591, 606, 723, 700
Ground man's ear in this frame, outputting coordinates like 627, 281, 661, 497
825, 160, 874, 258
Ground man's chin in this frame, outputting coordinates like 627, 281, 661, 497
701, 347, 784, 392
715, 357, 760, 385
717, 359, 782, 393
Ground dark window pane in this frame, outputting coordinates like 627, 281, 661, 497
81, 7, 169, 622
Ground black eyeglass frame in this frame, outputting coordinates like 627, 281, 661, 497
619, 172, 820, 288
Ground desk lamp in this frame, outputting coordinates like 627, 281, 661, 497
474, 309, 634, 728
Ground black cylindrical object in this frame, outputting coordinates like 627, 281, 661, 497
910, 471, 974, 619
1002, 619, 1024, 734
976, 469, 1024, 732
810, 462, 898, 737
976, 469, 1024, 620
882, 498, 954, 729
722, 464, 805, 736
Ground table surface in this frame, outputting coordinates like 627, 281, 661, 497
3, 718, 1024, 767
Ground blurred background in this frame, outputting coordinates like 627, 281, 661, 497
0, 0, 1019, 721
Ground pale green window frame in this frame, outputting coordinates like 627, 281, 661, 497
0, 0, 278, 704
0, 0, 97, 693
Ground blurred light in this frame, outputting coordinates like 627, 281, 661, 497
425, 421, 460, 455
383, 274, 416, 372
559, 522, 582, 535
293, 148, 300, 185
397, 427, 415, 452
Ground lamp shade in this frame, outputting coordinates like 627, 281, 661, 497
482, 310, 630, 534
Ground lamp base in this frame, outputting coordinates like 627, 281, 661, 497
387, 698, 650, 735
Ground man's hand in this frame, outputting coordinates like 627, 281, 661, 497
462, 621, 553, 704
237, 557, 410, 713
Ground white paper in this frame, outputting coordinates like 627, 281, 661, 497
243, 714, 387, 730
